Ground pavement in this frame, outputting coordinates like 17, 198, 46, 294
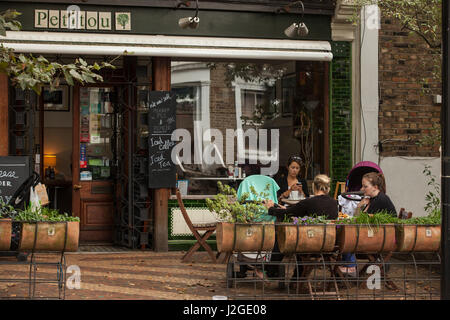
0, 251, 229, 300
0, 250, 441, 300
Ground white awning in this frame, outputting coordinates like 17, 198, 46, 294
1, 31, 333, 61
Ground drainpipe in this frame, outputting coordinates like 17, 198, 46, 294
441, 0, 450, 300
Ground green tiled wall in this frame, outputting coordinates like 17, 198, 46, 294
330, 42, 352, 191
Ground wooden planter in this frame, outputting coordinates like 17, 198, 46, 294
0, 218, 12, 251
395, 224, 441, 252
276, 223, 336, 253
19, 221, 80, 252
216, 222, 275, 253
337, 224, 396, 253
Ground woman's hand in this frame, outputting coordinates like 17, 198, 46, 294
291, 183, 304, 194
263, 200, 275, 209
357, 197, 369, 208
282, 190, 291, 198
263, 200, 286, 210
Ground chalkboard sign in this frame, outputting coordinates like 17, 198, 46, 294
148, 91, 177, 188
0, 156, 31, 204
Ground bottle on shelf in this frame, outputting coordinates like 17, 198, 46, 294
104, 88, 113, 113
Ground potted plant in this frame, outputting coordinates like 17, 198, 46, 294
276, 215, 336, 254
15, 205, 80, 252
335, 212, 397, 253
0, 199, 14, 250
395, 209, 441, 252
206, 182, 275, 252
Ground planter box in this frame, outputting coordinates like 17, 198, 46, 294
216, 222, 275, 252
19, 221, 79, 252
395, 224, 441, 252
0, 218, 12, 250
337, 224, 396, 253
276, 223, 336, 253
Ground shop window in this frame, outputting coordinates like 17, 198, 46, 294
241, 89, 265, 119
173, 85, 201, 125
79, 87, 114, 181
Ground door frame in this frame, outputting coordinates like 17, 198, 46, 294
71, 83, 118, 243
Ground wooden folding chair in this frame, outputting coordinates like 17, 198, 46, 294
333, 181, 346, 200
175, 188, 217, 263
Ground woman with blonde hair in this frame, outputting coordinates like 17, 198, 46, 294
266, 174, 338, 220
263, 174, 338, 280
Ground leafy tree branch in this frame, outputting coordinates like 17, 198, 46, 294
0, 9, 117, 93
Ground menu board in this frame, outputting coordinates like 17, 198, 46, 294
0, 156, 31, 204
148, 91, 177, 188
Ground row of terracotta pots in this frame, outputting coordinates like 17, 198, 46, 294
0, 218, 79, 252
216, 222, 441, 254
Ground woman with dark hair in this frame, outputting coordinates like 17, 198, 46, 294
276, 156, 309, 202
356, 172, 397, 217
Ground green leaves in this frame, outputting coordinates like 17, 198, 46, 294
0, 198, 16, 218
0, 9, 21, 36
422, 164, 441, 214
14, 204, 80, 222
206, 182, 270, 223
0, 10, 116, 92
336, 210, 440, 226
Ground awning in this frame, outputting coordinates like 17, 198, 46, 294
1, 31, 333, 61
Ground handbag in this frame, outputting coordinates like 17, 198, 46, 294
33, 183, 49, 206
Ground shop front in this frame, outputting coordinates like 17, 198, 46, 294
0, 0, 355, 251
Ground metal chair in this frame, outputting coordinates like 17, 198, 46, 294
175, 188, 217, 263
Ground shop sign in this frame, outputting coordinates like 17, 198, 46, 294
0, 156, 30, 204
34, 9, 131, 31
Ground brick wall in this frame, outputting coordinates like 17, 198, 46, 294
209, 64, 237, 162
379, 17, 441, 157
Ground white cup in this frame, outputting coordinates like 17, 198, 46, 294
290, 190, 299, 200
212, 295, 228, 300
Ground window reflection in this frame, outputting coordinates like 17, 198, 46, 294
170, 60, 327, 193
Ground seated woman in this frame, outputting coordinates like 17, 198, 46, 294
356, 172, 397, 216
340, 172, 397, 275
263, 174, 337, 280
267, 174, 337, 220
276, 156, 310, 203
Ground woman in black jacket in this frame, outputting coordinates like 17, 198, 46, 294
356, 172, 397, 217
264, 174, 337, 280
268, 174, 337, 220
276, 156, 310, 202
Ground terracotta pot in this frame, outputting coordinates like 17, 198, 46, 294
19, 221, 80, 252
216, 222, 275, 252
395, 224, 441, 252
276, 223, 336, 253
0, 218, 12, 250
337, 224, 396, 253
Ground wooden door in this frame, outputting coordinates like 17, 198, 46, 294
72, 85, 115, 243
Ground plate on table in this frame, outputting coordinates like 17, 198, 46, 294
281, 199, 302, 206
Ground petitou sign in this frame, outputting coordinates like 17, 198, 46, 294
34, 9, 131, 31
0, 156, 31, 204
